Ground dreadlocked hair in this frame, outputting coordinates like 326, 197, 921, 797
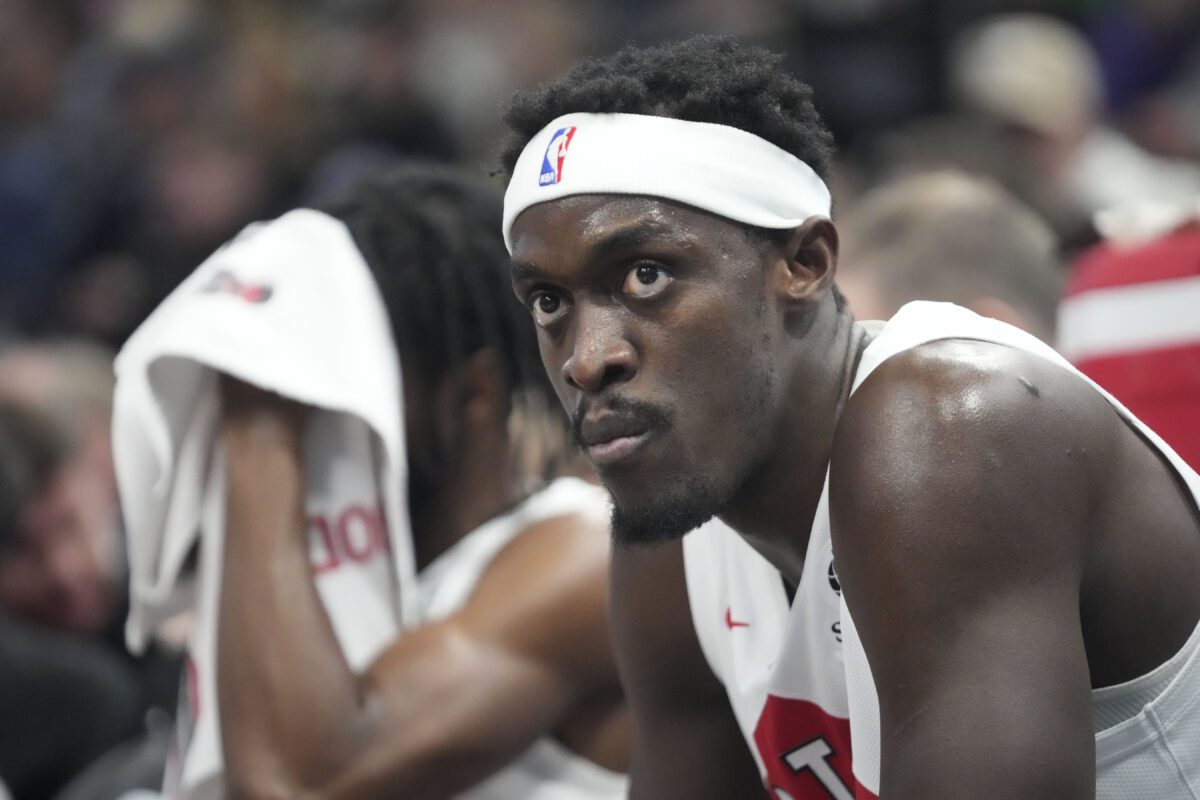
314, 162, 568, 488
501, 35, 835, 182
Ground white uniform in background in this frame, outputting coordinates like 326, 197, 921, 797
171, 475, 627, 800
416, 476, 628, 800
684, 302, 1200, 800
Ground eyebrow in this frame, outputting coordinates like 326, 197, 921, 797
510, 218, 682, 285
510, 260, 544, 284
586, 219, 678, 263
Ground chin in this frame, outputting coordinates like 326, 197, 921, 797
608, 471, 729, 548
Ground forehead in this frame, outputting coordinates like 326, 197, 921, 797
509, 195, 746, 272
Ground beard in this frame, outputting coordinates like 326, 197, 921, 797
608, 469, 733, 547
577, 301, 779, 548
603, 365, 776, 549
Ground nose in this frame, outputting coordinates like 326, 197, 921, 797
561, 306, 637, 393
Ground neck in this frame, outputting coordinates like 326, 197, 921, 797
720, 305, 867, 584
410, 431, 531, 571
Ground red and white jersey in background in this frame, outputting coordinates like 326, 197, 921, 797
170, 470, 626, 800
684, 302, 1200, 799
1059, 222, 1200, 472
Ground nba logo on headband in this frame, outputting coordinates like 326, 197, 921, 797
504, 113, 833, 252
539, 126, 576, 186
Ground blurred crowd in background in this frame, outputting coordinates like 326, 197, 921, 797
0, 0, 1198, 797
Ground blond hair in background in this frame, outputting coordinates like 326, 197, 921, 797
838, 170, 1063, 343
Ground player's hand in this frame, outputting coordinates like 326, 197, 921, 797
219, 375, 309, 447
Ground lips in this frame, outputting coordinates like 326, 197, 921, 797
579, 414, 656, 467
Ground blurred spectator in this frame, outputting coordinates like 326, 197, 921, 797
411, 0, 596, 160
850, 112, 1013, 203
0, 392, 117, 635
2, 0, 1192, 351
0, 613, 145, 800
1080, 0, 1200, 160
0, 340, 182, 713
950, 13, 1200, 245
0, 0, 93, 336
0, 340, 120, 502
793, 0, 940, 147
0, 401, 144, 799
1059, 199, 1200, 472
838, 170, 1062, 341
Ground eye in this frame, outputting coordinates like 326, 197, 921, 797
529, 291, 570, 327
622, 263, 673, 299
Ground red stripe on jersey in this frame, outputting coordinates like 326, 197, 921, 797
755, 695, 875, 799
1075, 342, 1200, 472
1066, 223, 1200, 296
185, 655, 200, 722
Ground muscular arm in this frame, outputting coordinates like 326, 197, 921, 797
830, 341, 1105, 799
610, 539, 766, 799
217, 379, 620, 800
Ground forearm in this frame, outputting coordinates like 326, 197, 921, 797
215, 386, 602, 797
217, 409, 376, 797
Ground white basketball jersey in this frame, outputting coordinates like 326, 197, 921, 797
684, 301, 1200, 799
170, 474, 625, 800
414, 476, 628, 800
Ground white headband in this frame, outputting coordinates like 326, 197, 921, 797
502, 112, 832, 252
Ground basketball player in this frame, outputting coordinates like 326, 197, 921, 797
210, 165, 628, 798
501, 37, 1200, 799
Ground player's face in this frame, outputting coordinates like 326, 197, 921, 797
0, 464, 117, 633
510, 196, 786, 545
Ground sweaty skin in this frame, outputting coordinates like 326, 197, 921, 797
216, 377, 628, 800
509, 194, 1200, 799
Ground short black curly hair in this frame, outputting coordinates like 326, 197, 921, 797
501, 35, 835, 181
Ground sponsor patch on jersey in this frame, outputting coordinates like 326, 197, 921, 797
539, 126, 577, 186
828, 559, 841, 595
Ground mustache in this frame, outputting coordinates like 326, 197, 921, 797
570, 394, 673, 451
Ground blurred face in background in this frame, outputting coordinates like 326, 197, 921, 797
0, 461, 119, 634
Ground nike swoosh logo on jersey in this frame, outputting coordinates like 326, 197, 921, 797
725, 607, 750, 629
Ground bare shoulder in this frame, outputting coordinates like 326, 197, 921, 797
832, 339, 1117, 512
463, 505, 615, 680
484, 506, 611, 591
827, 339, 1107, 799
828, 338, 1122, 579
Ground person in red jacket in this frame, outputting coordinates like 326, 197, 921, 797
1059, 209, 1200, 471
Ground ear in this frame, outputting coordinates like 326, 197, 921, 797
775, 217, 839, 306
452, 348, 509, 428
428, 348, 508, 454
